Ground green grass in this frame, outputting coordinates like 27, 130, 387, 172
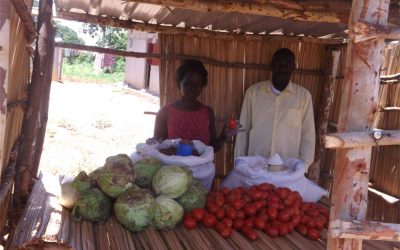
62, 61, 125, 83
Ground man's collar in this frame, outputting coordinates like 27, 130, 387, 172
265, 80, 294, 94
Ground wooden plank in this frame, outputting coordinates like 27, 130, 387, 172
308, 50, 340, 182
10, 0, 35, 44
55, 10, 345, 45
352, 22, 400, 42
0, 0, 11, 182
324, 130, 400, 148
126, 0, 349, 24
330, 220, 400, 242
327, 0, 391, 249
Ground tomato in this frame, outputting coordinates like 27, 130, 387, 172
278, 211, 291, 222
233, 218, 244, 230
229, 199, 243, 210
257, 209, 269, 222
214, 193, 225, 207
314, 218, 325, 230
268, 194, 280, 202
244, 229, 258, 241
242, 195, 251, 203
307, 228, 320, 241
227, 118, 238, 129
301, 202, 311, 212
278, 223, 289, 236
215, 208, 225, 220
254, 201, 264, 211
225, 207, 237, 220
267, 207, 278, 220
264, 224, 279, 238
191, 208, 205, 222
244, 204, 257, 216
202, 213, 217, 228
266, 200, 280, 209
291, 214, 301, 227
301, 215, 309, 224
249, 190, 263, 201
241, 225, 252, 234
254, 217, 266, 230
296, 224, 308, 236
287, 221, 295, 233
215, 222, 225, 231
183, 216, 197, 229
207, 202, 219, 214
243, 218, 255, 228
305, 209, 319, 217
222, 218, 233, 228
257, 183, 273, 191
236, 209, 245, 219
275, 187, 288, 199
218, 226, 233, 238
305, 218, 316, 229
283, 197, 295, 206
219, 187, 230, 196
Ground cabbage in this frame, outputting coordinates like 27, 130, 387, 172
59, 181, 79, 209
71, 171, 91, 191
175, 179, 207, 212
114, 187, 156, 232
134, 158, 162, 188
153, 196, 183, 230
96, 154, 137, 198
71, 188, 112, 222
152, 166, 192, 198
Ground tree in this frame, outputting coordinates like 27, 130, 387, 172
82, 24, 127, 50
55, 21, 85, 44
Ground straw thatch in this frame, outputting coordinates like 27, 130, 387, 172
159, 33, 328, 186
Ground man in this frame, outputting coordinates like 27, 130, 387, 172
234, 48, 315, 170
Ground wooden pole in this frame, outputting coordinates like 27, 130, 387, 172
10, 0, 35, 44
327, 0, 390, 249
307, 50, 340, 183
126, 0, 349, 24
14, 0, 54, 204
324, 130, 400, 149
0, 0, 11, 182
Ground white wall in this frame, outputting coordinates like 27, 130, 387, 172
149, 65, 160, 95
125, 31, 148, 89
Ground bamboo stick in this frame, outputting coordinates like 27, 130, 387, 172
324, 130, 400, 148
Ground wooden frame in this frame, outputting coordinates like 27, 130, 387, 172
330, 220, 400, 241
324, 130, 400, 149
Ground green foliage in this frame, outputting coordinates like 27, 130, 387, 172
55, 21, 85, 45
82, 24, 127, 50
62, 60, 125, 83
76, 54, 95, 64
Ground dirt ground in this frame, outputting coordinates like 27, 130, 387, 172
39, 81, 160, 177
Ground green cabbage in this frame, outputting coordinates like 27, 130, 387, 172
71, 171, 91, 192
152, 166, 192, 199
71, 188, 112, 222
134, 158, 162, 188
114, 187, 156, 232
96, 154, 136, 198
153, 196, 183, 230
175, 179, 207, 212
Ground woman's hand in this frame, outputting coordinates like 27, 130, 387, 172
222, 118, 243, 138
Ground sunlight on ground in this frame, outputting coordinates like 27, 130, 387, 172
39, 81, 159, 177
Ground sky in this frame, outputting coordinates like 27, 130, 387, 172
55, 18, 98, 45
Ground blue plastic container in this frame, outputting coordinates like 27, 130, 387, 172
176, 142, 193, 156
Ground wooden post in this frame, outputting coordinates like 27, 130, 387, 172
308, 50, 340, 183
14, 0, 54, 204
327, 0, 390, 249
0, 0, 11, 181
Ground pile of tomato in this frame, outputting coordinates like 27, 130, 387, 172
183, 183, 329, 241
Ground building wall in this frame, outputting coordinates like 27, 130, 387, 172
125, 31, 148, 89
148, 65, 159, 95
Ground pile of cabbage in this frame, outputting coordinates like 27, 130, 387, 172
59, 154, 208, 232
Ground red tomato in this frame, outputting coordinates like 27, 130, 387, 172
227, 118, 238, 129
305, 218, 316, 229
202, 214, 217, 228
291, 214, 301, 227
266, 200, 280, 210
267, 207, 278, 220
219, 187, 230, 196
191, 208, 205, 222
233, 218, 244, 230
257, 183, 273, 191
244, 229, 258, 241
314, 219, 325, 230
268, 194, 280, 202
254, 201, 264, 211
305, 209, 320, 217
254, 217, 266, 230
207, 202, 219, 214
222, 218, 233, 228
287, 221, 295, 233
215, 208, 225, 220
244, 204, 257, 217
183, 216, 197, 229
215, 222, 225, 231
242, 195, 251, 203
229, 199, 243, 210
243, 218, 255, 228
278, 223, 289, 236
296, 224, 308, 236
218, 226, 233, 238
225, 207, 237, 220
278, 211, 291, 222
307, 228, 320, 241
236, 209, 245, 219
214, 193, 225, 207
283, 197, 295, 206
241, 225, 252, 234
249, 190, 263, 201
275, 188, 288, 199
301, 202, 311, 212
264, 224, 279, 238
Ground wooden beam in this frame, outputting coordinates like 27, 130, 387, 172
14, 0, 55, 205
352, 22, 400, 42
0, 0, 11, 181
308, 50, 340, 182
380, 73, 400, 84
126, 0, 349, 24
10, 0, 36, 44
330, 220, 400, 241
55, 42, 323, 75
55, 10, 345, 45
324, 130, 400, 149
327, 0, 390, 249
379, 107, 400, 112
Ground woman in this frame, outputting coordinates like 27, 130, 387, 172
151, 59, 235, 152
